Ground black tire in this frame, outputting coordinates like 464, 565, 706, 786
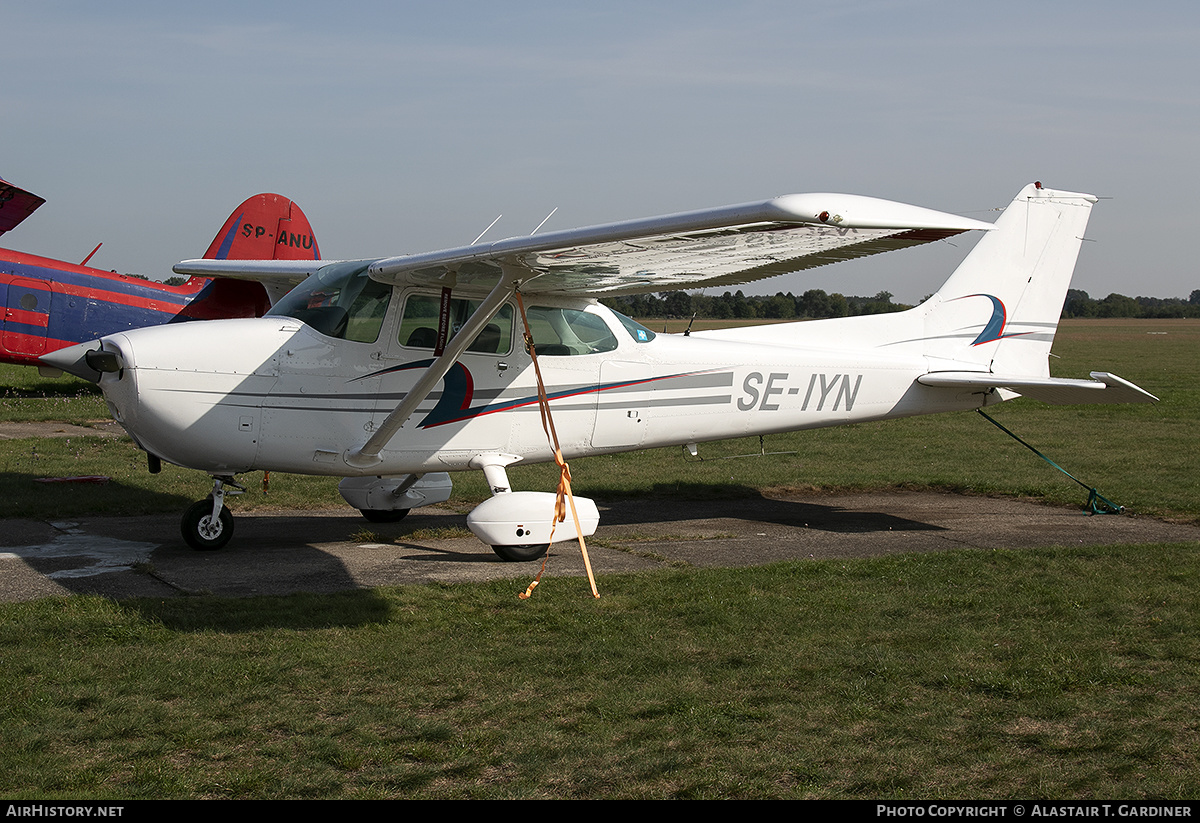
491, 543, 550, 562
359, 508, 410, 523
181, 499, 235, 551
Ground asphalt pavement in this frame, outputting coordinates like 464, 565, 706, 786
3, 490, 1198, 602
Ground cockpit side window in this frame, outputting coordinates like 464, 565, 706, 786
399, 294, 514, 355
395, 296, 618, 357
267, 262, 392, 343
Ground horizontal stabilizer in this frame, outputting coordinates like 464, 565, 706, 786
917, 371, 1158, 404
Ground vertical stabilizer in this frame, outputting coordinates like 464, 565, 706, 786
202, 193, 321, 261
182, 194, 322, 318
922, 183, 1096, 376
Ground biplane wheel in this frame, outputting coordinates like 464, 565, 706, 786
491, 543, 550, 562
359, 508, 410, 523
181, 499, 235, 551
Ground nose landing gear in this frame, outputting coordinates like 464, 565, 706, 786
181, 477, 244, 550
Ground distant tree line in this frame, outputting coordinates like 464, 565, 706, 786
1062, 289, 1200, 319
601, 288, 1200, 321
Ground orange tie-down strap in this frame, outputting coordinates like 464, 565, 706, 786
515, 292, 599, 600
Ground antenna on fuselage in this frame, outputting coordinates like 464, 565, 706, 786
80, 242, 103, 267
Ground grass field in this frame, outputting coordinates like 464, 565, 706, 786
1, 318, 1198, 799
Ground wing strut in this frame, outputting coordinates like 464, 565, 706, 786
344, 275, 516, 468
514, 290, 599, 600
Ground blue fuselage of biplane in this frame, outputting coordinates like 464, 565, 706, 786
0, 248, 268, 366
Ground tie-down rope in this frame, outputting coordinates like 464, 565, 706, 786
514, 292, 600, 599
976, 409, 1125, 515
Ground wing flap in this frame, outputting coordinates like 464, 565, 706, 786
918, 371, 1158, 404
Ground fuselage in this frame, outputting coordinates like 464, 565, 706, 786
30, 183, 1145, 556
88, 280, 986, 478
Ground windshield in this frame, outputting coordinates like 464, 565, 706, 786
268, 262, 392, 343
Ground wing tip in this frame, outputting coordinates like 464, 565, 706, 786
767, 192, 993, 232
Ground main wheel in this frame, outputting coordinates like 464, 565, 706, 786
491, 543, 550, 562
181, 499, 235, 551
359, 508, 410, 523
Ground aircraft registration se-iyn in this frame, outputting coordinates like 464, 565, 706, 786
41, 182, 1158, 560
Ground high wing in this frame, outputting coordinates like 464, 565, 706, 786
175, 194, 990, 299
364, 193, 993, 296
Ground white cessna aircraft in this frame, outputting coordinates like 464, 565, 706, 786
42, 182, 1156, 556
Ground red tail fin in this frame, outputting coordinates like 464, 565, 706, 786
181, 194, 319, 319
202, 193, 320, 260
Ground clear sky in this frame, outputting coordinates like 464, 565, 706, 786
3, 1, 1197, 303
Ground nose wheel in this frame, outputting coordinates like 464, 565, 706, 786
181, 477, 243, 550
